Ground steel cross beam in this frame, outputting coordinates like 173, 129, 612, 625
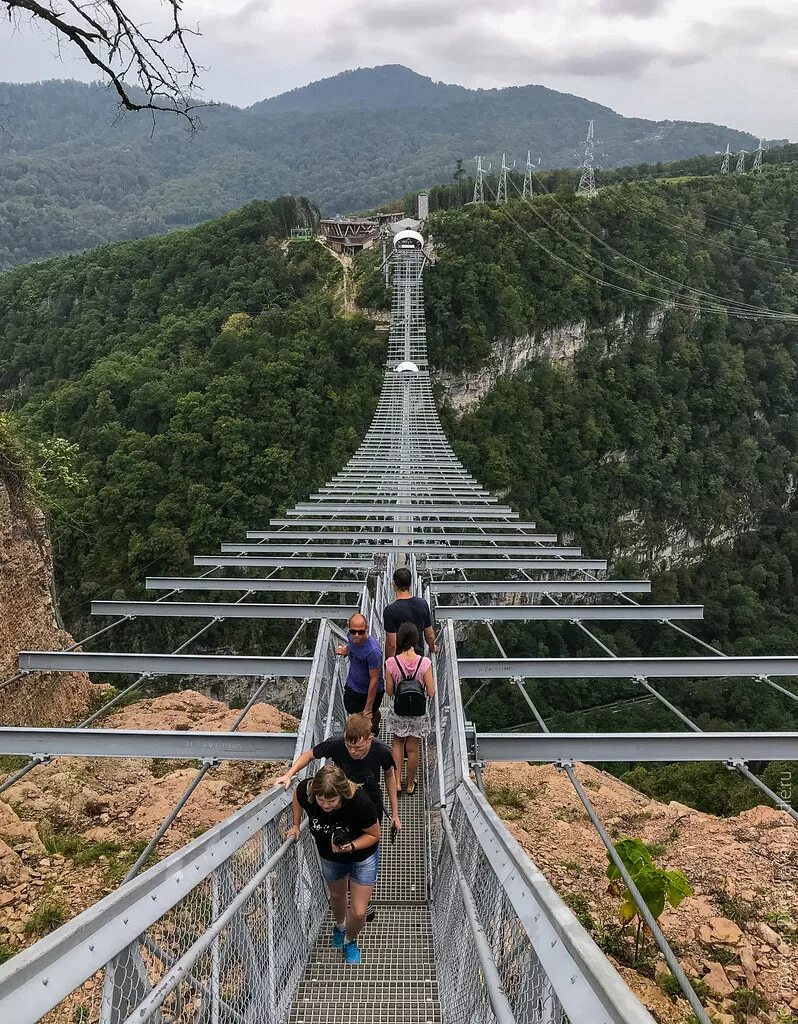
193, 556, 372, 568
430, 580, 652, 593
91, 601, 355, 619
435, 604, 704, 621
18, 652, 314, 677
423, 558, 608, 570
146, 577, 364, 592
458, 656, 798, 678
287, 506, 519, 517
220, 543, 581, 556
474, 732, 798, 762
246, 531, 558, 542
269, 519, 537, 528
0, 728, 299, 760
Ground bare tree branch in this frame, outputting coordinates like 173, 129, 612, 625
3, 0, 205, 127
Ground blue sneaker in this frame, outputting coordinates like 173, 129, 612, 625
331, 925, 345, 949
343, 940, 361, 965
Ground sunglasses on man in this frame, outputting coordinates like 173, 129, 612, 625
349, 627, 367, 636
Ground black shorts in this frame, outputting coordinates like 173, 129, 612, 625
343, 686, 384, 719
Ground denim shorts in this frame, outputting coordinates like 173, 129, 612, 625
319, 846, 380, 887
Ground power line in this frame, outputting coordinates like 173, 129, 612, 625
507, 177, 798, 322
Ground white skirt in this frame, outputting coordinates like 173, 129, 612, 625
386, 697, 433, 738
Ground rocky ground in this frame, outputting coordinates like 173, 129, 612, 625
0, 691, 296, 958
484, 762, 797, 1024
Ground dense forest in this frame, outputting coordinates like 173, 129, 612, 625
0, 197, 383, 636
0, 65, 767, 268
2, 163, 798, 813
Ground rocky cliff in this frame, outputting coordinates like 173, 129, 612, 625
437, 310, 667, 415
0, 475, 100, 727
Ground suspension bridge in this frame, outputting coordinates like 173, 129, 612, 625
0, 226, 796, 1024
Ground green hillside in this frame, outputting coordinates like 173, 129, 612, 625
0, 197, 383, 633
0, 65, 771, 268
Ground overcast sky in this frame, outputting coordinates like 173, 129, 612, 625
0, 0, 795, 138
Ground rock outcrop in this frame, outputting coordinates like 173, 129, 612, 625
438, 310, 668, 415
0, 476, 100, 727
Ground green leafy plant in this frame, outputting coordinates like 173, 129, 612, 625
730, 988, 769, 1021
711, 889, 756, 927
607, 837, 692, 959
564, 893, 596, 931
0, 943, 16, 965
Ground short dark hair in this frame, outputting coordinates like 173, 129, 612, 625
396, 622, 419, 653
393, 567, 412, 590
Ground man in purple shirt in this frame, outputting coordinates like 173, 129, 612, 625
335, 612, 384, 734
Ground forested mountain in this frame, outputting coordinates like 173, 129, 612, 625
0, 65, 772, 268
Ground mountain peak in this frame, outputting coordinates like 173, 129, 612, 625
252, 64, 468, 114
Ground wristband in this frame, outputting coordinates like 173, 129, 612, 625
349, 841, 356, 852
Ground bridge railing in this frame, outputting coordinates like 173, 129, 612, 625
425, 618, 656, 1024
0, 620, 343, 1024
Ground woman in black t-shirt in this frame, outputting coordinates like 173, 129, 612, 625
287, 764, 380, 965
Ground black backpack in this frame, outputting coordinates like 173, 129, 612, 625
392, 656, 427, 717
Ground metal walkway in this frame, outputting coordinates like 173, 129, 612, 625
1, 226, 796, 1024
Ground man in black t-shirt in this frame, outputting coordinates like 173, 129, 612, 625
275, 713, 401, 830
383, 565, 438, 659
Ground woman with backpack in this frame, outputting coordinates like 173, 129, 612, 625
286, 763, 381, 965
384, 621, 436, 795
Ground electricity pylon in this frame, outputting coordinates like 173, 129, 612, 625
496, 152, 515, 204
735, 150, 747, 174
753, 139, 764, 173
522, 149, 534, 197
720, 143, 731, 175
473, 155, 491, 204
577, 120, 597, 198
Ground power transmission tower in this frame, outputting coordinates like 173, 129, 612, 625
720, 143, 730, 175
496, 152, 515, 204
473, 155, 491, 204
577, 120, 597, 198
735, 150, 747, 174
522, 149, 534, 197
753, 139, 764, 173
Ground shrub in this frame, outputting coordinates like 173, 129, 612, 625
25, 901, 68, 935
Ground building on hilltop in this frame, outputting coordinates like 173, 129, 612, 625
320, 217, 379, 254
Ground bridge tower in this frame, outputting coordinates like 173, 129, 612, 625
577, 120, 597, 198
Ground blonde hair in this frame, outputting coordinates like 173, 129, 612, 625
307, 764, 359, 804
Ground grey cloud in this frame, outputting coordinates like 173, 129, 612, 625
358, 0, 466, 31
590, 0, 670, 17
685, 7, 798, 50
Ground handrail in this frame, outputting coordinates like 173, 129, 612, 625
440, 809, 517, 1024
119, 826, 307, 1024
